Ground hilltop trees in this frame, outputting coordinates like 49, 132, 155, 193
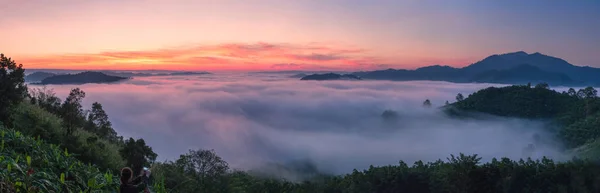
0, 53, 28, 127
61, 88, 86, 136
85, 102, 119, 142
381, 110, 399, 122
29, 86, 62, 114
174, 149, 230, 192
568, 88, 577, 96
449, 84, 600, 148
456, 93, 464, 102
535, 82, 549, 89
580, 86, 598, 98
120, 138, 158, 176
423, 99, 432, 108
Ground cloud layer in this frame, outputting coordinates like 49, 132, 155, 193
37, 74, 570, 175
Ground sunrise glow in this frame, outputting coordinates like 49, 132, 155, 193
2, 0, 599, 71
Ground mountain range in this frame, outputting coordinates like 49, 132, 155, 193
300, 73, 362, 80
304, 51, 600, 86
24, 72, 59, 83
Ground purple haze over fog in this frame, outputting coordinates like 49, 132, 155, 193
32, 73, 572, 174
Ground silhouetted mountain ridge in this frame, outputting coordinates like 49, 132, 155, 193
341, 51, 599, 86
300, 73, 362, 80
39, 71, 129, 85
25, 72, 58, 83
468, 64, 579, 85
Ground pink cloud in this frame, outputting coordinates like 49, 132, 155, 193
17, 42, 388, 71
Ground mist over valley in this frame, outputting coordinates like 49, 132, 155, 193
29, 72, 576, 175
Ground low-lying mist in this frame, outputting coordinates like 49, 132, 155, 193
36, 73, 572, 176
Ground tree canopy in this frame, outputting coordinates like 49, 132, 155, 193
0, 53, 28, 127
449, 84, 600, 148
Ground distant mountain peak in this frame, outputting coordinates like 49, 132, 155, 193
350, 51, 600, 86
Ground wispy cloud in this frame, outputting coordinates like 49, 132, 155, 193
270, 63, 302, 70
19, 42, 385, 71
291, 53, 344, 61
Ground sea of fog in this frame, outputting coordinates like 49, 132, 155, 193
30, 72, 579, 175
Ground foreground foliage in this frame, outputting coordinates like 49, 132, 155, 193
149, 150, 600, 193
0, 128, 120, 192
10, 102, 125, 172
2, 125, 600, 193
0, 53, 28, 128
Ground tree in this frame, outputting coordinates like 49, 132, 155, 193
61, 88, 86, 136
120, 138, 157, 176
0, 53, 28, 127
456, 93, 464, 102
85, 102, 118, 142
581, 87, 598, 98
381, 110, 399, 122
423, 99, 432, 108
535, 82, 549, 89
577, 89, 586, 99
29, 86, 62, 114
445, 101, 450, 105
568, 88, 577, 96
175, 149, 229, 192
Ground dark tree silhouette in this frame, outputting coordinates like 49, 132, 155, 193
120, 138, 158, 176
423, 99, 432, 108
60, 88, 86, 136
456, 93, 464, 102
580, 87, 598, 98
29, 87, 62, 114
0, 53, 28, 127
85, 102, 118, 142
568, 88, 577, 96
535, 82, 549, 89
175, 149, 229, 192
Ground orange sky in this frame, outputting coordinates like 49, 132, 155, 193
2, 0, 598, 71
14, 42, 476, 71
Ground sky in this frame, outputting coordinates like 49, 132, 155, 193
1, 0, 599, 71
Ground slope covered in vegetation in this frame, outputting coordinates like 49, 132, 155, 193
448, 83, 600, 149
0, 128, 119, 192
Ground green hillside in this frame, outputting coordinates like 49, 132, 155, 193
449, 83, 600, 149
0, 128, 119, 192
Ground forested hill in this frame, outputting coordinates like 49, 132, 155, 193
39, 71, 129, 85
447, 83, 600, 148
